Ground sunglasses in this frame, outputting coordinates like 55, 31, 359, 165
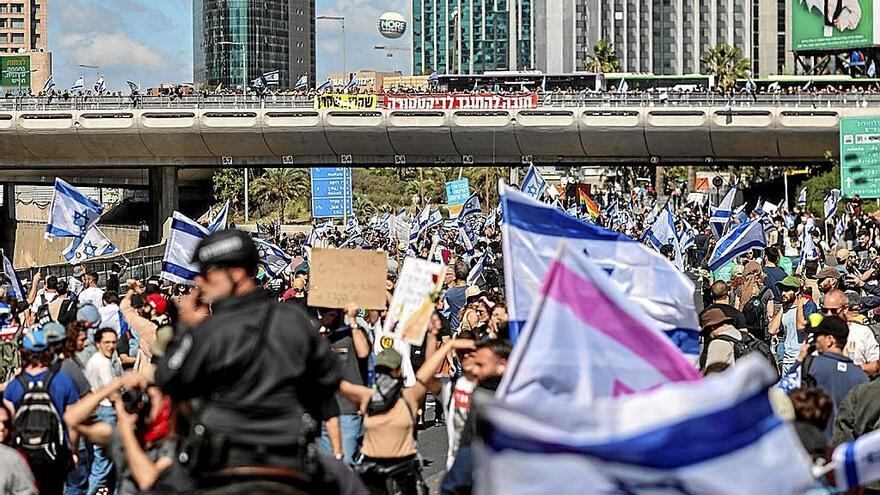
822, 306, 843, 315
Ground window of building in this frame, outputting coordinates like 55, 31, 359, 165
10, 32, 23, 44
10, 4, 22, 14
10, 18, 23, 28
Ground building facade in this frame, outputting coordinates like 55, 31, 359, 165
412, 0, 535, 75
0, 1, 50, 93
193, 0, 315, 90
575, 0, 791, 76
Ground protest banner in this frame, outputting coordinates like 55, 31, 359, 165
314, 94, 379, 110
390, 215, 410, 244
384, 257, 446, 346
308, 248, 388, 309
383, 92, 538, 110
446, 178, 470, 218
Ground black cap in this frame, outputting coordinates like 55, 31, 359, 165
192, 229, 259, 276
813, 316, 849, 342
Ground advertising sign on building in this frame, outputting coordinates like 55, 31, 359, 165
792, 0, 879, 52
314, 94, 379, 110
0, 56, 30, 88
841, 117, 880, 198
383, 93, 539, 110
311, 167, 354, 218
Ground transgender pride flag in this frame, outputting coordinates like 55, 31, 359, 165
496, 243, 702, 413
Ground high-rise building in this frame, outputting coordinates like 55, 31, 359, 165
753, 0, 793, 76
412, 0, 535, 75
0, 1, 51, 94
193, 0, 315, 90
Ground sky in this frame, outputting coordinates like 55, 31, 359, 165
47, 0, 410, 92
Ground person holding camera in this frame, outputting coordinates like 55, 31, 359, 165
64, 371, 193, 494
154, 229, 364, 493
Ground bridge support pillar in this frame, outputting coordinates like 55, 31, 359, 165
149, 167, 178, 244
0, 183, 15, 262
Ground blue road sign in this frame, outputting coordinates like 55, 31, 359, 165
311, 167, 353, 218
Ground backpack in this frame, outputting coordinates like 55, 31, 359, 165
713, 333, 780, 377
12, 371, 71, 470
56, 298, 77, 326
742, 287, 772, 342
33, 293, 52, 326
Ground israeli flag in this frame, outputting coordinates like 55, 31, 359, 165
94, 75, 106, 93
1, 249, 24, 301
824, 188, 842, 221
797, 186, 807, 205
745, 74, 757, 93
501, 184, 699, 353
520, 164, 548, 199
540, 76, 547, 92
316, 78, 331, 92
459, 226, 474, 256
62, 226, 117, 264
263, 69, 280, 86
207, 200, 229, 233
41, 75, 55, 93
644, 205, 684, 271
467, 251, 489, 286
346, 216, 359, 232
870, 60, 877, 78
127, 81, 140, 93
71, 76, 84, 91
161, 212, 209, 285
45, 178, 104, 239
833, 216, 847, 245
427, 71, 439, 84
294, 74, 308, 90
255, 238, 292, 279
833, 428, 880, 491
709, 185, 737, 239
708, 220, 767, 271
679, 217, 695, 252
797, 226, 818, 273
426, 209, 444, 231
417, 203, 432, 230
460, 192, 482, 219
485, 207, 498, 229
481, 357, 815, 495
618, 77, 628, 92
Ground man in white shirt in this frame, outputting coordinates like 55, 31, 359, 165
77, 270, 105, 310
843, 291, 880, 376
28, 273, 59, 314
67, 265, 85, 298
84, 327, 121, 495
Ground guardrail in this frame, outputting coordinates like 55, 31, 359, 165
0, 92, 877, 111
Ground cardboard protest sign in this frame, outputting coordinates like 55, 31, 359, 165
384, 257, 446, 346
307, 248, 387, 309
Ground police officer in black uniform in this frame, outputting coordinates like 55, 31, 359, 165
155, 229, 365, 494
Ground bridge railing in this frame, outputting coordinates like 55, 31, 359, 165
1, 92, 879, 111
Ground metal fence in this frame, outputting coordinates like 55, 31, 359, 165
0, 92, 878, 111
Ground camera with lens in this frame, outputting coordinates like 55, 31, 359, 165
121, 388, 152, 427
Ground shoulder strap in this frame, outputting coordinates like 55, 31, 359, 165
16, 373, 27, 391
712, 334, 741, 344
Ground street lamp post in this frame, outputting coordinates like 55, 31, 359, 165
317, 16, 346, 76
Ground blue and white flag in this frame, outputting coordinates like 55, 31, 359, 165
94, 75, 105, 93
459, 226, 474, 256
824, 188, 842, 221
480, 357, 815, 495
467, 252, 489, 286
797, 186, 807, 205
427, 71, 439, 84
644, 205, 683, 270
294, 74, 308, 90
316, 78, 331, 92
485, 207, 498, 229
62, 226, 116, 264
679, 218, 695, 252
500, 184, 699, 352
618, 77, 628, 92
797, 225, 818, 274
161, 212, 209, 285
460, 192, 482, 220
45, 178, 104, 239
343, 73, 357, 90
710, 185, 737, 239
745, 74, 757, 93
1, 249, 24, 301
262, 69, 280, 86
708, 220, 767, 271
520, 164, 547, 200
426, 210, 444, 231
42, 75, 55, 93
255, 238, 292, 279
346, 216, 359, 232
127, 81, 140, 93
833, 215, 847, 245
71, 76, 84, 92
207, 200, 229, 233
833, 428, 880, 491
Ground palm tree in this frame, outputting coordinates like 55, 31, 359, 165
701, 44, 750, 93
249, 168, 308, 223
585, 40, 621, 73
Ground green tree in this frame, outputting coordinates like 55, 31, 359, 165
212, 168, 245, 217
585, 40, 621, 73
249, 168, 309, 223
701, 44, 750, 92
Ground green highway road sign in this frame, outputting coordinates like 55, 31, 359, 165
841, 117, 880, 199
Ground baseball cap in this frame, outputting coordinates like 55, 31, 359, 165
375, 348, 403, 371
21, 330, 49, 352
816, 267, 840, 282
776, 276, 802, 290
699, 307, 734, 333
72, 266, 85, 278
42, 322, 67, 345
76, 303, 101, 328
465, 285, 484, 300
813, 316, 849, 341
146, 293, 168, 316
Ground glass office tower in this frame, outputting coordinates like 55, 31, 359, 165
194, 0, 315, 90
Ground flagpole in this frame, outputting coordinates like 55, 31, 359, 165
784, 171, 789, 211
